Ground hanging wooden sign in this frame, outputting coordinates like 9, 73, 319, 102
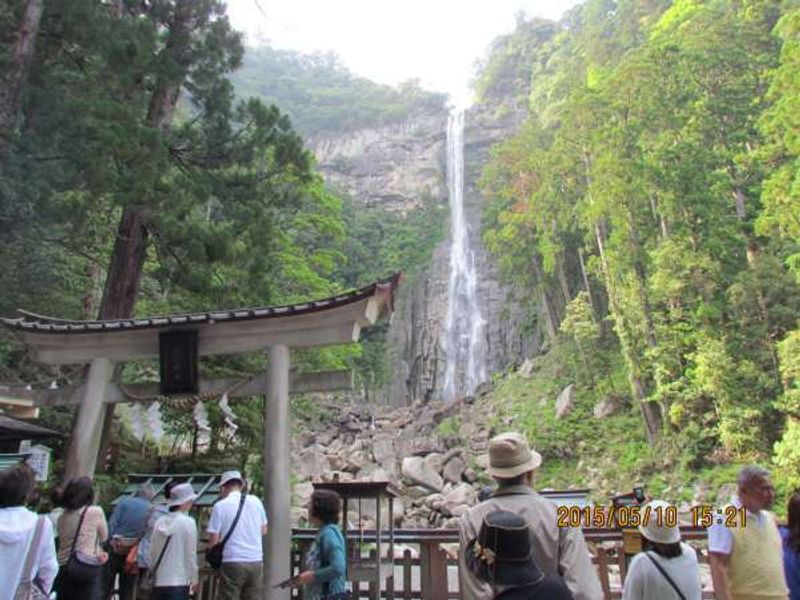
159, 330, 199, 395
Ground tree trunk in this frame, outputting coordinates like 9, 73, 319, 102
0, 0, 44, 156
532, 254, 559, 342
95, 0, 197, 469
577, 247, 597, 320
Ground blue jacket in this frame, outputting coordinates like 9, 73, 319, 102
108, 496, 151, 538
311, 524, 348, 597
781, 526, 800, 600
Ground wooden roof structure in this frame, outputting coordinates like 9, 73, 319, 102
0, 274, 400, 365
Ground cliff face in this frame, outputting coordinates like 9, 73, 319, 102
309, 115, 448, 214
309, 104, 537, 405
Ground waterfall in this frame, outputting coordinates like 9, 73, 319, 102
442, 110, 487, 401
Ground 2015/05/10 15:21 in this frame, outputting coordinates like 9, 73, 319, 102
556, 504, 678, 528
690, 505, 747, 528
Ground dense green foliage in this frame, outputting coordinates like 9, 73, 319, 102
231, 46, 448, 136
478, 0, 800, 490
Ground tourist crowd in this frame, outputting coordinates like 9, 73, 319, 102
1, 431, 799, 600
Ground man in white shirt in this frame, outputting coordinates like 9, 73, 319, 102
207, 471, 268, 600
708, 466, 788, 600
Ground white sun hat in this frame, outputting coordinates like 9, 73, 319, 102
638, 499, 681, 544
167, 483, 198, 507
220, 470, 244, 487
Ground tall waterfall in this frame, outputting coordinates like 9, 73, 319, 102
442, 110, 487, 401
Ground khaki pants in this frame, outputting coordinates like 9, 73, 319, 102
218, 562, 263, 600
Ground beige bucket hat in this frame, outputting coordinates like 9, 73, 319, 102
488, 432, 542, 478
638, 500, 681, 544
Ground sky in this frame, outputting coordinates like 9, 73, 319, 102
224, 0, 581, 105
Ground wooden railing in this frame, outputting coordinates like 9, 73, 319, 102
191, 527, 714, 600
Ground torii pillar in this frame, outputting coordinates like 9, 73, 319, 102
265, 344, 291, 600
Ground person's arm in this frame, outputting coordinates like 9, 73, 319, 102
35, 518, 59, 594
457, 512, 492, 600
558, 525, 604, 600
258, 497, 268, 536
207, 504, 221, 547
709, 552, 732, 600
186, 518, 199, 587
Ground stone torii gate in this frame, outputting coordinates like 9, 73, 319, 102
0, 274, 400, 600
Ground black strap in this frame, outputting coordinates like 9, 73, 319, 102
220, 492, 247, 550
69, 507, 89, 557
645, 552, 686, 600
150, 536, 172, 582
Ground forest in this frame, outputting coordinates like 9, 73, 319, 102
474, 0, 800, 499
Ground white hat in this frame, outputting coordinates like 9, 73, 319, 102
487, 432, 543, 478
638, 500, 681, 544
220, 470, 244, 487
168, 483, 198, 507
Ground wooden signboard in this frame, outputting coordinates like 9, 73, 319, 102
159, 330, 199, 395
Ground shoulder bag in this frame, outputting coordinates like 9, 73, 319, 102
13, 516, 49, 600
645, 552, 687, 600
64, 507, 104, 583
205, 492, 247, 569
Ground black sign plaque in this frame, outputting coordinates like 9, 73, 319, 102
159, 330, 199, 395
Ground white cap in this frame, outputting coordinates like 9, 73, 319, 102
638, 500, 681, 544
220, 470, 244, 487
168, 483, 198, 507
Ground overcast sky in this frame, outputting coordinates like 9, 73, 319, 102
224, 0, 581, 105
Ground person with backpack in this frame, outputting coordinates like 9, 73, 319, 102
466, 510, 573, 600
622, 499, 701, 600
206, 471, 268, 600
105, 483, 156, 600
0, 463, 58, 600
290, 489, 349, 600
148, 483, 198, 600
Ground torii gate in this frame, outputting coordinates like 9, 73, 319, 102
0, 274, 400, 600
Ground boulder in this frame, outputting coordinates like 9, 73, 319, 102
293, 482, 314, 506
298, 446, 331, 479
518, 358, 536, 379
344, 450, 369, 474
396, 436, 441, 458
423, 452, 444, 476
371, 437, 396, 465
401, 456, 444, 492
555, 384, 576, 419
593, 396, 617, 419
443, 456, 467, 484
463, 467, 478, 483
443, 482, 476, 510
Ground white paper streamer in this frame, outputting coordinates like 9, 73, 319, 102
193, 400, 211, 431
146, 402, 164, 443
218, 392, 238, 435
129, 404, 145, 441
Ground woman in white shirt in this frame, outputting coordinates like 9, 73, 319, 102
622, 500, 702, 600
0, 463, 58, 600
149, 483, 199, 600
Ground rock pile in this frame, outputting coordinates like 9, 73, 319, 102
290, 398, 494, 528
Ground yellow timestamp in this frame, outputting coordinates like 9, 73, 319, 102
556, 504, 679, 528
690, 505, 747, 528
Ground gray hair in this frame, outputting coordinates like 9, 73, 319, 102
135, 483, 155, 500
737, 465, 770, 490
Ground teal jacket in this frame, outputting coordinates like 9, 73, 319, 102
311, 524, 348, 597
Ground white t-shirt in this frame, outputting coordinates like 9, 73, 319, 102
622, 543, 702, 600
207, 492, 268, 563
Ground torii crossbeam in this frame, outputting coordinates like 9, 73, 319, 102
0, 274, 400, 600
